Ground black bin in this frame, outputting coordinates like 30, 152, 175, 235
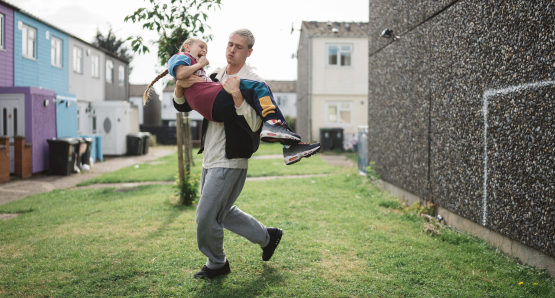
141, 132, 151, 155
319, 128, 344, 152
46, 137, 80, 175
127, 133, 144, 156
79, 137, 93, 166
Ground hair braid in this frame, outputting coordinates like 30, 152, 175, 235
143, 69, 169, 105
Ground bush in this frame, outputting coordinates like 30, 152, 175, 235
173, 172, 200, 205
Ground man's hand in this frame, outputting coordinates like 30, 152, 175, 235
222, 76, 245, 108
222, 76, 241, 94
177, 75, 204, 89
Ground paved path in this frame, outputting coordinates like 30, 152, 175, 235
0, 147, 175, 206
319, 154, 355, 167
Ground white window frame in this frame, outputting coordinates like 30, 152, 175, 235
327, 44, 352, 67
51, 36, 62, 68
118, 65, 125, 86
106, 59, 113, 83
22, 23, 37, 60
73, 46, 83, 74
0, 13, 4, 51
91, 54, 99, 78
326, 101, 353, 126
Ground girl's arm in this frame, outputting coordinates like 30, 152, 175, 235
175, 56, 209, 80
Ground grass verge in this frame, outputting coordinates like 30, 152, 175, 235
1, 172, 553, 297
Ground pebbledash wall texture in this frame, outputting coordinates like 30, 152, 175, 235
368, 1, 555, 258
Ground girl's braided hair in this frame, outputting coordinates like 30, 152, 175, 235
143, 37, 204, 105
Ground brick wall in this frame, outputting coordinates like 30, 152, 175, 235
0, 136, 9, 182
14, 136, 32, 178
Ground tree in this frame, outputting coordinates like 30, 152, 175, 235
93, 26, 134, 73
124, 0, 222, 67
125, 0, 222, 205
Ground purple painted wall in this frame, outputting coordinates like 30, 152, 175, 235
0, 2, 14, 87
0, 87, 56, 173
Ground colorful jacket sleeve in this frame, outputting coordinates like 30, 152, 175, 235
168, 54, 191, 78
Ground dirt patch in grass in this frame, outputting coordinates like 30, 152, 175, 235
0, 214, 18, 220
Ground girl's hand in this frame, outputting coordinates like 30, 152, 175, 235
198, 55, 209, 68
222, 76, 241, 95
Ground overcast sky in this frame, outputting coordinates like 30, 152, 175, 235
7, 0, 368, 95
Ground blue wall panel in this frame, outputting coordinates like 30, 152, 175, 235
14, 12, 77, 138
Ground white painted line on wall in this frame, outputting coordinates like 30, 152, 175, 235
481, 80, 555, 226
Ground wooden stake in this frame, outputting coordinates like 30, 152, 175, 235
176, 112, 185, 189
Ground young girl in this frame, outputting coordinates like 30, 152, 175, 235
144, 37, 321, 165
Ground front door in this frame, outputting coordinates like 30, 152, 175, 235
0, 94, 25, 173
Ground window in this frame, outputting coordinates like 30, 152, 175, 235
327, 44, 352, 66
106, 60, 113, 83
0, 13, 4, 50
326, 102, 352, 125
22, 24, 37, 59
91, 54, 99, 78
73, 46, 83, 73
118, 65, 125, 86
51, 37, 62, 67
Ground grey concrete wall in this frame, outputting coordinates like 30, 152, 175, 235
104, 56, 128, 101
296, 27, 311, 141
368, 0, 555, 257
68, 37, 104, 102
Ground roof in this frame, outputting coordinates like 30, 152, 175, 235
265, 80, 296, 93
0, 0, 130, 64
301, 21, 368, 37
130, 84, 158, 100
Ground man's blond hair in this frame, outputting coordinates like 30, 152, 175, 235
231, 29, 255, 49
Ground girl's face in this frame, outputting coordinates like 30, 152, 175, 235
185, 41, 208, 60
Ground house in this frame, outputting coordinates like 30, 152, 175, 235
265, 80, 297, 118
296, 21, 368, 143
129, 84, 161, 127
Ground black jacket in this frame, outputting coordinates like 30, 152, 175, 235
173, 99, 261, 159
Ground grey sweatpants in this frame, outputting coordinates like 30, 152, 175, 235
197, 167, 270, 269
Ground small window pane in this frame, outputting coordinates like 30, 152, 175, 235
119, 65, 125, 86
106, 60, 114, 83
91, 54, 99, 78
339, 110, 351, 124
328, 105, 337, 123
328, 45, 338, 65
340, 52, 351, 66
0, 14, 4, 50
13, 108, 17, 136
2, 108, 6, 135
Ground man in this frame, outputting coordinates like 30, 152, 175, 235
173, 29, 283, 279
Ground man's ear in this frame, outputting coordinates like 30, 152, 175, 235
247, 48, 253, 57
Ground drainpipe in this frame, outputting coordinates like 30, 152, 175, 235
308, 35, 313, 141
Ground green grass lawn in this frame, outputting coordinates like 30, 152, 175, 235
1, 172, 553, 297
78, 143, 338, 186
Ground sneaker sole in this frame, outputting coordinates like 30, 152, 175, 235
261, 131, 301, 145
284, 145, 321, 165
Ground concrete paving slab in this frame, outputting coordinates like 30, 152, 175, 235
0, 147, 176, 206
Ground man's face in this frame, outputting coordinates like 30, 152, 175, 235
226, 34, 253, 66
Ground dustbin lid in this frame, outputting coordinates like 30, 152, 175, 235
47, 137, 80, 144
127, 133, 143, 138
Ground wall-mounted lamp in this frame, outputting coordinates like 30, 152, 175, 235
44, 99, 49, 107
66, 101, 71, 107
85, 103, 92, 113
381, 28, 399, 41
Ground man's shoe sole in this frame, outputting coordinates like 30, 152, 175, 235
260, 130, 301, 145
284, 145, 321, 165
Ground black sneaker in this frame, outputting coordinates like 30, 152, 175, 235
260, 122, 301, 145
283, 142, 321, 165
193, 260, 231, 279
262, 228, 283, 261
